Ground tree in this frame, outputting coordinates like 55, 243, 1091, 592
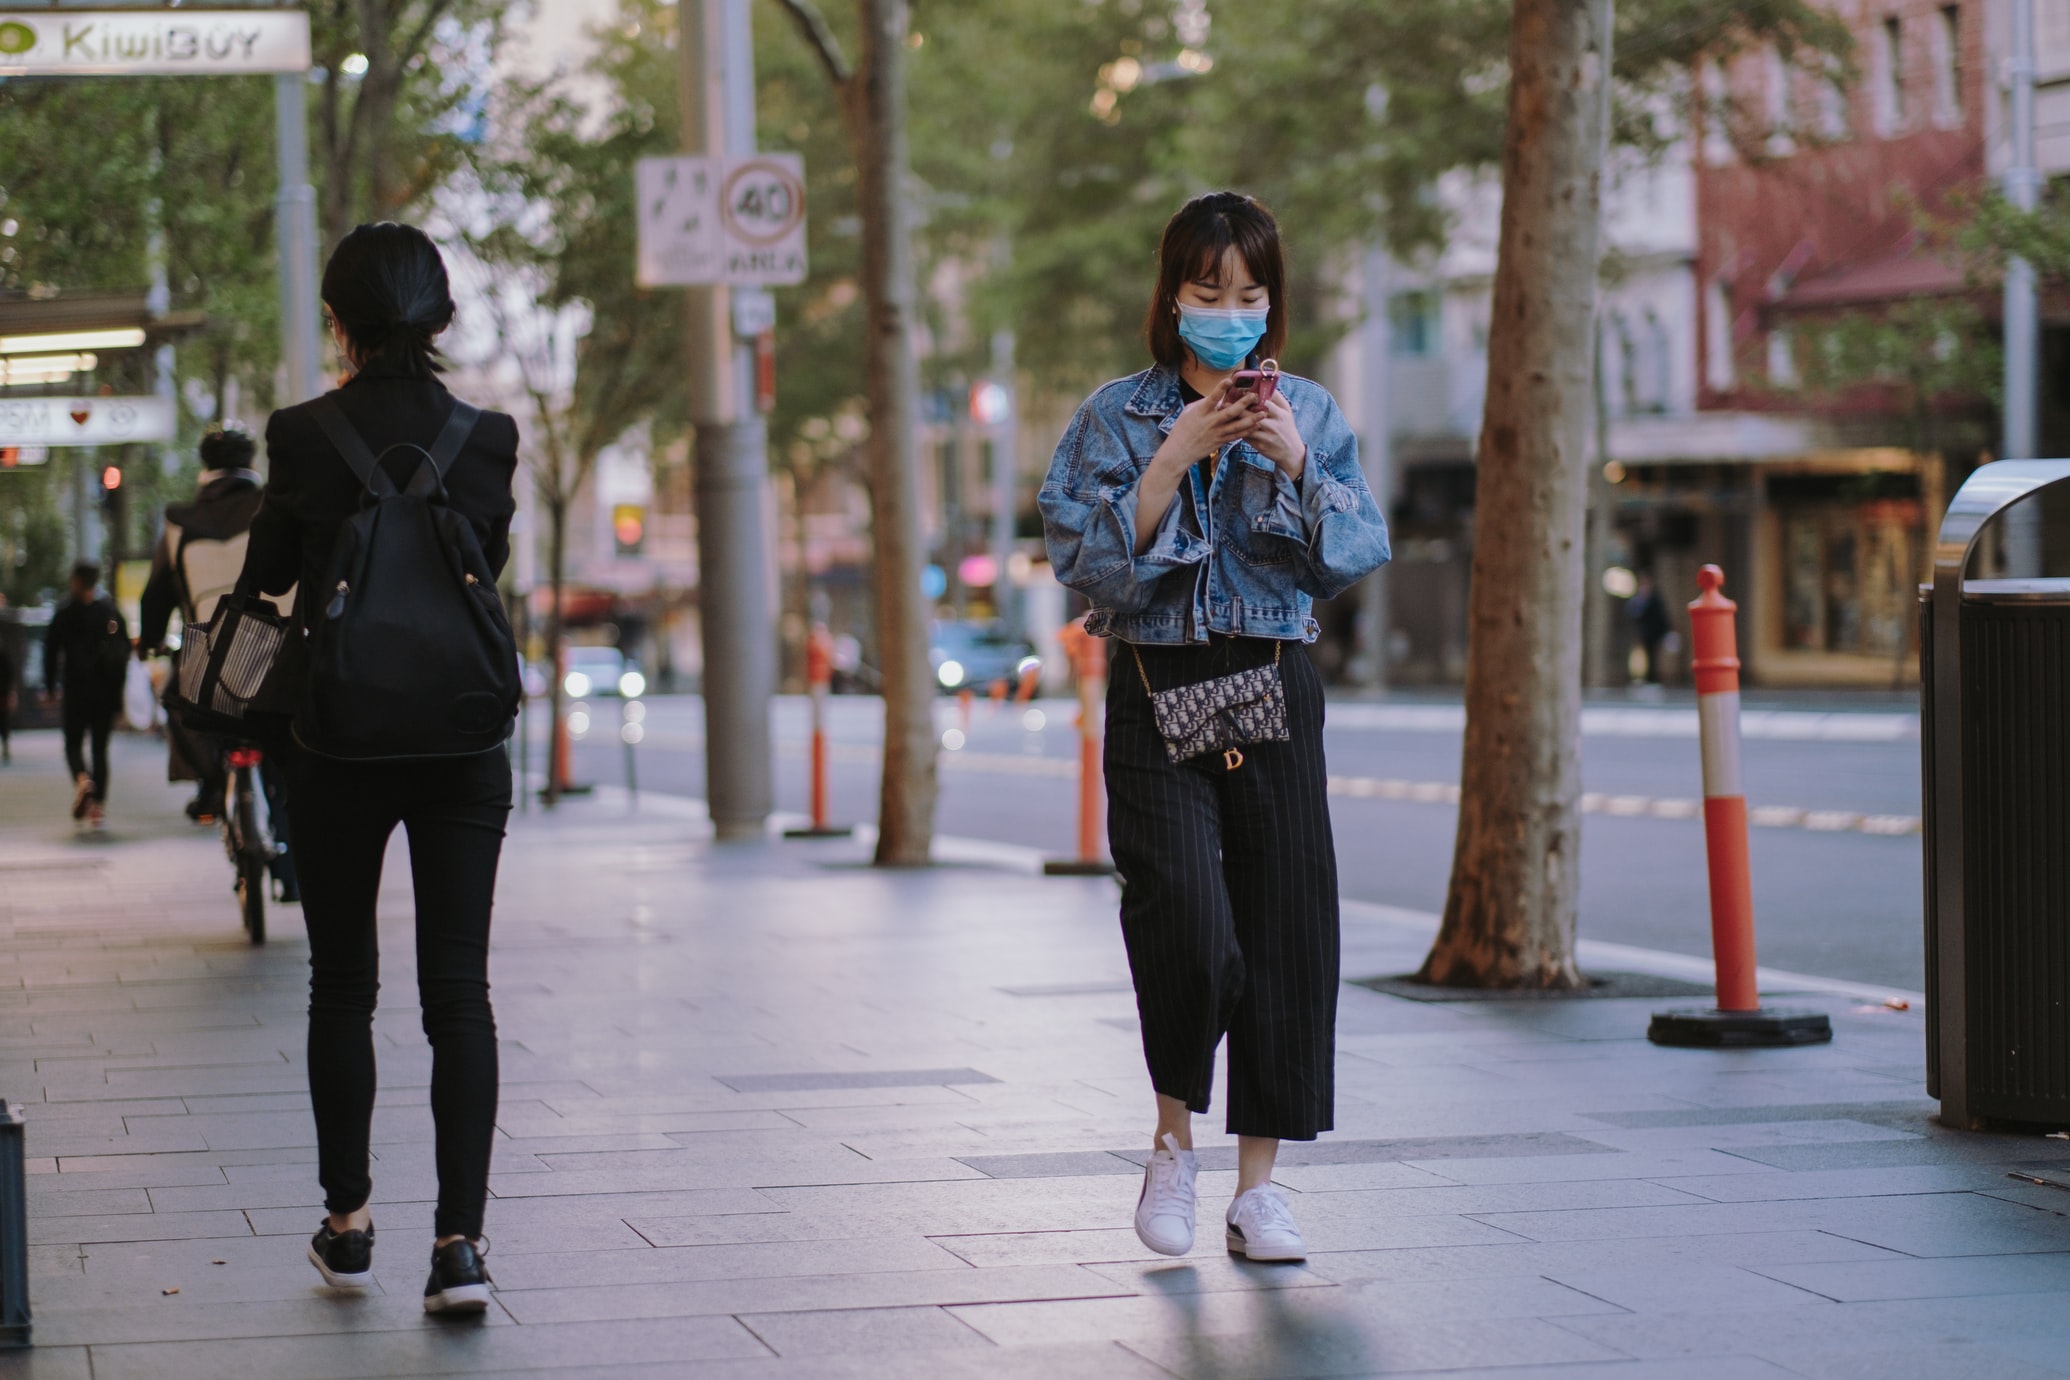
1415, 0, 1615, 990
772, 0, 936, 865
308, 2, 511, 253
457, 9, 687, 805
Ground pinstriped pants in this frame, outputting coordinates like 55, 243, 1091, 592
1105, 635, 1339, 1140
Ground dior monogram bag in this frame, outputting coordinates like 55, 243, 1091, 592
1133, 642, 1289, 770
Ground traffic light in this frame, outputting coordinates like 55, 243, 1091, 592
99, 465, 122, 507
612, 504, 645, 557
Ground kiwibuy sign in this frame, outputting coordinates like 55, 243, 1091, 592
0, 10, 311, 77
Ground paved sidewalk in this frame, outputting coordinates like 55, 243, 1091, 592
1, 728, 2068, 1379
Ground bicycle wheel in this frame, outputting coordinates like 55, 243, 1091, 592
234, 770, 267, 945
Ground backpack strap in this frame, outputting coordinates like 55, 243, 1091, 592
427, 401, 482, 476
305, 395, 382, 490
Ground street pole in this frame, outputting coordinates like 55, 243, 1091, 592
988, 329, 1019, 636
2003, 0, 2043, 574
1355, 246, 1394, 689
679, 0, 776, 840
273, 71, 323, 408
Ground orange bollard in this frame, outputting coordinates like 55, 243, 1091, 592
989, 678, 1009, 708
784, 623, 854, 839
1043, 618, 1115, 876
1014, 664, 1040, 702
552, 641, 573, 792
1648, 566, 1830, 1047
957, 687, 975, 733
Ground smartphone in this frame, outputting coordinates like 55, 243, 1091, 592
1226, 359, 1280, 406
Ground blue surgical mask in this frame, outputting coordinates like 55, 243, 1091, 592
1177, 304, 1268, 371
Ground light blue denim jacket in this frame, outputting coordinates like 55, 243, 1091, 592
1039, 365, 1390, 644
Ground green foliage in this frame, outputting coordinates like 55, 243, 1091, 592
0, 462, 70, 607
1793, 298, 1999, 452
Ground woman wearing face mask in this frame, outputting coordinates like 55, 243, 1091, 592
1040, 192, 1389, 1262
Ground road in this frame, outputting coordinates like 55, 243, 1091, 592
547, 690, 1927, 994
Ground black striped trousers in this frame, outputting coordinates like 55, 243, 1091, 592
1105, 634, 1339, 1141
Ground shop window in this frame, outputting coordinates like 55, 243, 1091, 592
1767, 327, 1800, 389
1778, 492, 1923, 657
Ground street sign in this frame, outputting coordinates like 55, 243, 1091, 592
0, 10, 312, 77
732, 287, 776, 339
0, 395, 175, 447
635, 154, 807, 288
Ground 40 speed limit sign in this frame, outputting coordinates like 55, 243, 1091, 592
636, 153, 805, 288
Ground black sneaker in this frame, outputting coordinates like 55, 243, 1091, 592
307, 1219, 374, 1287
423, 1238, 492, 1314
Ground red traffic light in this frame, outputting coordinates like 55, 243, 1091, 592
101, 465, 123, 491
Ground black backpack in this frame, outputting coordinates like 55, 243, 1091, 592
295, 396, 520, 760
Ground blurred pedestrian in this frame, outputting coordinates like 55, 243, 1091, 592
1629, 571, 1672, 685
139, 428, 267, 824
240, 222, 519, 1315
1039, 192, 1390, 1264
42, 561, 128, 829
0, 626, 15, 766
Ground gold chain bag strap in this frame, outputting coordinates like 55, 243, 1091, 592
1132, 641, 1289, 770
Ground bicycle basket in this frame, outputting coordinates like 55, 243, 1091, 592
166, 593, 296, 735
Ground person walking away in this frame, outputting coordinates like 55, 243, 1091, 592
1628, 571, 1672, 686
43, 562, 130, 829
140, 429, 267, 823
1040, 192, 1390, 1262
239, 223, 520, 1314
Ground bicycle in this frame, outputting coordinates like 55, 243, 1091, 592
221, 744, 271, 945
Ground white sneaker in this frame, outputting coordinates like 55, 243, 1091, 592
1133, 1132, 1198, 1256
1226, 1184, 1307, 1262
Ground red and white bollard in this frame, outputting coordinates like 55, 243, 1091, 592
1043, 618, 1115, 876
784, 623, 854, 839
1648, 566, 1831, 1047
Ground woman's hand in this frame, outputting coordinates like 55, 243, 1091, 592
1152, 381, 1261, 474
1246, 391, 1307, 480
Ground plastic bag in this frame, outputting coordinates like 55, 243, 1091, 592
123, 658, 159, 731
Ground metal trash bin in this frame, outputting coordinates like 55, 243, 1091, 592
0, 1099, 26, 1347
1923, 459, 2070, 1129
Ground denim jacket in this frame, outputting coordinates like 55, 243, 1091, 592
1039, 365, 1390, 644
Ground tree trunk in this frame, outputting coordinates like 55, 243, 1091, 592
1420, 0, 1613, 988
543, 492, 567, 808
849, 0, 937, 866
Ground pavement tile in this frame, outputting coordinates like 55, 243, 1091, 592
487, 1235, 967, 1289
737, 1304, 992, 1355
83, 1314, 772, 1380
1466, 1190, 2070, 1254
1544, 1263, 1835, 1313
0, 1348, 94, 1380
1116, 1310, 1627, 1377
1752, 1250, 2070, 1301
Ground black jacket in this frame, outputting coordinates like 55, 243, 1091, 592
44, 596, 128, 706
139, 468, 266, 652
242, 361, 520, 628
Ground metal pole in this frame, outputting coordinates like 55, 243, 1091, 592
273, 71, 323, 408
988, 329, 1018, 636
679, 0, 775, 840
1355, 246, 1394, 689
2002, 0, 2043, 575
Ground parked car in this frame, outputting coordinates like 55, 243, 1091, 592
532, 644, 647, 699
928, 620, 1039, 694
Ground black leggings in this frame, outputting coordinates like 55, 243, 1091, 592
284, 746, 511, 1239
1105, 636, 1340, 1141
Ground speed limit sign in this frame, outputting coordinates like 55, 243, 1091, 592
720, 156, 806, 284
635, 153, 807, 287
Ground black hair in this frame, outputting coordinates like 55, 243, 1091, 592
70, 561, 100, 589
199, 428, 255, 470
1144, 192, 1289, 370
320, 222, 455, 377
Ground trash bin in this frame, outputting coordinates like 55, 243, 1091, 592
1923, 459, 2070, 1129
